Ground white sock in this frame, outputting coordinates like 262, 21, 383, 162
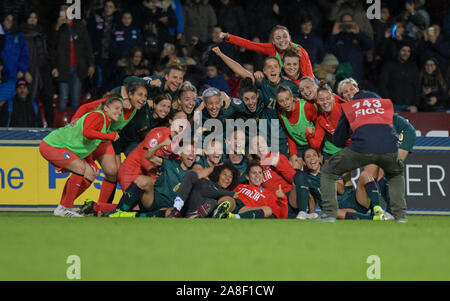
235, 214, 241, 219
173, 196, 184, 211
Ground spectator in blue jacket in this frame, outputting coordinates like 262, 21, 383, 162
110, 10, 144, 64
326, 13, 372, 82
0, 57, 16, 126
168, 0, 184, 40
0, 13, 30, 80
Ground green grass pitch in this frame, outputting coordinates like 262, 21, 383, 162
1, 214, 449, 281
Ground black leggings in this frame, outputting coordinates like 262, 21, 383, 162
178, 170, 235, 216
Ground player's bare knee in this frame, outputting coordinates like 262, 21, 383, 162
102, 164, 118, 181
262, 206, 272, 217
359, 170, 374, 185
134, 176, 154, 191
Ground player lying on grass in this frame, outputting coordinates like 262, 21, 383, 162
214, 161, 289, 219
79, 110, 188, 216
164, 163, 241, 218
40, 96, 123, 217
108, 141, 196, 218
295, 147, 389, 220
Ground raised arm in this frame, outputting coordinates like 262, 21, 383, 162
220, 32, 275, 57
212, 47, 255, 84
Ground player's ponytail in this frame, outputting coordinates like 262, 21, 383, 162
100, 93, 123, 110
317, 80, 333, 95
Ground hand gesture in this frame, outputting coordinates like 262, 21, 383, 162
275, 184, 285, 199
253, 71, 264, 82
219, 32, 229, 40
212, 46, 222, 56
149, 79, 162, 87
332, 22, 342, 35
222, 92, 231, 109
350, 22, 360, 35
113, 133, 120, 141
289, 155, 302, 170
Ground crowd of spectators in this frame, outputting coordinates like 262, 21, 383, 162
0, 0, 449, 128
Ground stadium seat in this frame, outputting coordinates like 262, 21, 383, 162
53, 109, 74, 128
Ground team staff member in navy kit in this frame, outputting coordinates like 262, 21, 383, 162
314, 91, 407, 223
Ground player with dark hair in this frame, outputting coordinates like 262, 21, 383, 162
112, 93, 173, 157
40, 96, 123, 217
166, 163, 241, 218
248, 134, 315, 220
314, 91, 406, 222
281, 48, 303, 86
212, 46, 300, 156
216, 161, 288, 219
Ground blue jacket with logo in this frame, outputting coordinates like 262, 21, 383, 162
110, 25, 144, 62
0, 30, 30, 79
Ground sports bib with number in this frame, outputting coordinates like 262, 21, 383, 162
341, 98, 394, 132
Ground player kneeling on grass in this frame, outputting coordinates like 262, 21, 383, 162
79, 110, 188, 215
297, 147, 387, 220
39, 96, 123, 217
215, 161, 289, 219
165, 163, 241, 218
108, 141, 196, 218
